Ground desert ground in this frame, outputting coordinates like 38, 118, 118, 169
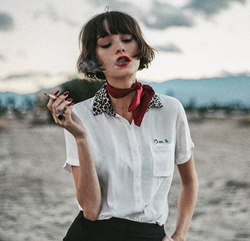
0, 115, 249, 241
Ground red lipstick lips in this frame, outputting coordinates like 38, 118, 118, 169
115, 56, 131, 66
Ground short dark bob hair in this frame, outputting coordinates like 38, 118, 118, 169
77, 11, 155, 79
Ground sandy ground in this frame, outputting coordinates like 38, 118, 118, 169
0, 116, 249, 241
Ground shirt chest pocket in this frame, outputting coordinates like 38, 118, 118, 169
150, 145, 175, 177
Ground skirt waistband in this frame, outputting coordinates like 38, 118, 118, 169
81, 211, 165, 235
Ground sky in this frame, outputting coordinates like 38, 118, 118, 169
0, 0, 250, 93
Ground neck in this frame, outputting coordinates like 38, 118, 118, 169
106, 74, 136, 89
106, 77, 137, 109
109, 91, 135, 109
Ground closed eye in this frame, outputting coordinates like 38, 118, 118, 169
123, 39, 132, 43
101, 43, 111, 49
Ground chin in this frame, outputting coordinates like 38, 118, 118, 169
106, 69, 137, 79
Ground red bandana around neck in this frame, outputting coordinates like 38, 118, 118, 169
106, 81, 155, 126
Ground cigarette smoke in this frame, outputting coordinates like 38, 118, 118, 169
79, 59, 102, 74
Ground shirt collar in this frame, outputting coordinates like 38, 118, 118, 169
93, 84, 163, 116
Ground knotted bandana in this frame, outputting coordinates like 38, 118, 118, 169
106, 81, 155, 126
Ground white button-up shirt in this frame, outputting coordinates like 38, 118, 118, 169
64, 85, 194, 226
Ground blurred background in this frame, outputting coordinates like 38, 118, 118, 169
0, 0, 250, 240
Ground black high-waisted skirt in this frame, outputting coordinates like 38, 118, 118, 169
63, 211, 166, 241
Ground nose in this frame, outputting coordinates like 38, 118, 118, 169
115, 41, 125, 54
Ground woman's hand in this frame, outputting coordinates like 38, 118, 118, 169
162, 236, 174, 241
162, 235, 185, 241
47, 90, 87, 139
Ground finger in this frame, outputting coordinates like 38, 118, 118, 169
162, 235, 172, 241
64, 104, 74, 122
51, 91, 69, 109
51, 91, 69, 116
53, 99, 73, 124
54, 98, 73, 115
47, 97, 55, 111
46, 89, 60, 110
54, 90, 60, 96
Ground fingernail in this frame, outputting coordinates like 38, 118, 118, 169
54, 90, 60, 96
67, 98, 73, 102
63, 91, 69, 96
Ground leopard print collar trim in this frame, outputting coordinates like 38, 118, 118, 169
92, 84, 163, 116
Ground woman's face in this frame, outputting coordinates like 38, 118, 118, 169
95, 22, 140, 83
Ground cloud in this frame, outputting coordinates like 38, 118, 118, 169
220, 70, 250, 77
90, 0, 131, 9
0, 12, 14, 31
0, 54, 6, 62
155, 43, 182, 53
185, 0, 246, 16
141, 1, 194, 29
0, 71, 71, 93
89, 0, 194, 30
90, 0, 141, 16
2, 72, 51, 81
90, 0, 247, 30
33, 4, 78, 27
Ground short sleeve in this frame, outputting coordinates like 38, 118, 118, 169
175, 101, 194, 165
63, 108, 80, 172
63, 129, 80, 172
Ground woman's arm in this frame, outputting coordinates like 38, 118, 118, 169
172, 153, 198, 241
47, 92, 101, 221
164, 152, 199, 241
71, 137, 101, 221
63, 105, 102, 221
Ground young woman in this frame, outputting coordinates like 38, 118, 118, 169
47, 10, 198, 241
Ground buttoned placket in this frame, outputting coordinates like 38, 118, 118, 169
118, 117, 144, 222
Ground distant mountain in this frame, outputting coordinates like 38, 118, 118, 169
0, 92, 35, 108
0, 74, 249, 109
143, 74, 250, 108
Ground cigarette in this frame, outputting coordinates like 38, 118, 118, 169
44, 93, 57, 100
